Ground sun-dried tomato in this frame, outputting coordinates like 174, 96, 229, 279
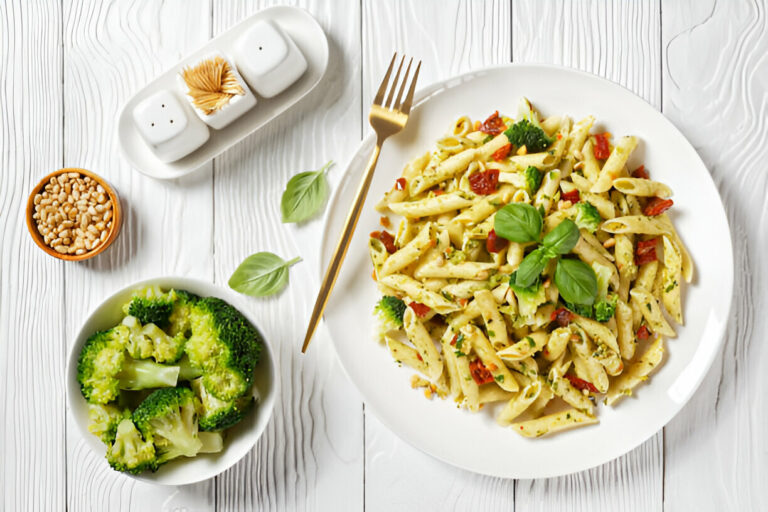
593, 133, 611, 159
469, 359, 495, 385
643, 197, 674, 216
632, 165, 649, 179
432, 188, 445, 196
370, 230, 397, 254
480, 111, 507, 135
550, 307, 575, 327
564, 374, 599, 393
469, 169, 500, 195
561, 189, 580, 204
395, 177, 407, 190
637, 325, 651, 340
635, 238, 658, 265
486, 229, 509, 253
492, 143, 512, 161
409, 302, 431, 318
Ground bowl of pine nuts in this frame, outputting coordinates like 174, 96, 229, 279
26, 168, 122, 260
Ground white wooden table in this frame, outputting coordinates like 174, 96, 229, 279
2, 1, 766, 510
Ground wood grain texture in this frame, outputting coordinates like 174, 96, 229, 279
0, 1, 65, 511
62, 1, 215, 510
2, 1, 766, 510
662, 1, 768, 510
362, 2, 514, 511
212, 2, 364, 511
512, 2, 664, 511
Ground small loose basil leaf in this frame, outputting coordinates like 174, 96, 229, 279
542, 219, 581, 255
494, 203, 542, 243
281, 160, 334, 223
515, 247, 552, 288
229, 252, 302, 297
554, 258, 598, 306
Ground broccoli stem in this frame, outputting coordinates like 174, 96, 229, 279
177, 357, 203, 381
198, 431, 224, 453
117, 358, 179, 390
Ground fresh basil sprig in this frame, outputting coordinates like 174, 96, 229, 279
281, 161, 334, 223
494, 203, 542, 243
497, 204, 597, 302
554, 258, 598, 305
542, 219, 580, 254
229, 252, 302, 297
514, 247, 552, 288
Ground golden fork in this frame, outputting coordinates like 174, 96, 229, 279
302, 53, 421, 353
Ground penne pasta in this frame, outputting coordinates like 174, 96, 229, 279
367, 104, 691, 438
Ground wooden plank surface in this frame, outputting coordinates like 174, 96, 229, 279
0, 1, 66, 511
661, 1, 768, 510
1, 0, 767, 510
211, 1, 364, 511
61, 1, 215, 510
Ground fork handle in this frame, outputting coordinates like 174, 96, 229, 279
302, 139, 384, 352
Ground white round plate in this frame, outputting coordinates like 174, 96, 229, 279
66, 277, 277, 485
320, 64, 733, 478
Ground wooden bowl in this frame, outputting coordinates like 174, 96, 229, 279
25, 168, 122, 261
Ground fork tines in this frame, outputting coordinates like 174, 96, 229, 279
374, 53, 421, 114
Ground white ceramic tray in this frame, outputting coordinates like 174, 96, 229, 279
117, 6, 328, 179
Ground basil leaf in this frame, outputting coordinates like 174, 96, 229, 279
554, 258, 597, 305
542, 219, 580, 255
494, 203, 542, 243
515, 247, 552, 288
229, 252, 302, 297
281, 161, 334, 223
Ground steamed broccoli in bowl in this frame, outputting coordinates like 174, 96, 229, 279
77, 286, 263, 475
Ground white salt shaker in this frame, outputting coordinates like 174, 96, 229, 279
233, 20, 308, 98
132, 89, 210, 163
177, 53, 257, 130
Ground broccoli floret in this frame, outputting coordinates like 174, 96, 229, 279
88, 403, 131, 444
524, 166, 543, 194
592, 262, 612, 300
124, 286, 174, 327
77, 326, 180, 404
594, 296, 618, 322
504, 119, 553, 153
106, 418, 157, 474
122, 316, 155, 359
185, 297, 262, 401
167, 289, 199, 337
198, 431, 224, 453
563, 300, 594, 318
132, 387, 202, 464
509, 274, 547, 318
123, 287, 198, 336
143, 323, 187, 363
122, 316, 187, 364
573, 202, 602, 233
191, 378, 254, 431
588, 261, 618, 322
374, 296, 406, 331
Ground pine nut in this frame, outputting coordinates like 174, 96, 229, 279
31, 171, 115, 256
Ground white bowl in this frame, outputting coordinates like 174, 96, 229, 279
65, 276, 277, 485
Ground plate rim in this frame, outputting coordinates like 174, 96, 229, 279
319, 62, 734, 478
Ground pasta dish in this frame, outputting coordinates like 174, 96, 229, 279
368, 98, 692, 437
